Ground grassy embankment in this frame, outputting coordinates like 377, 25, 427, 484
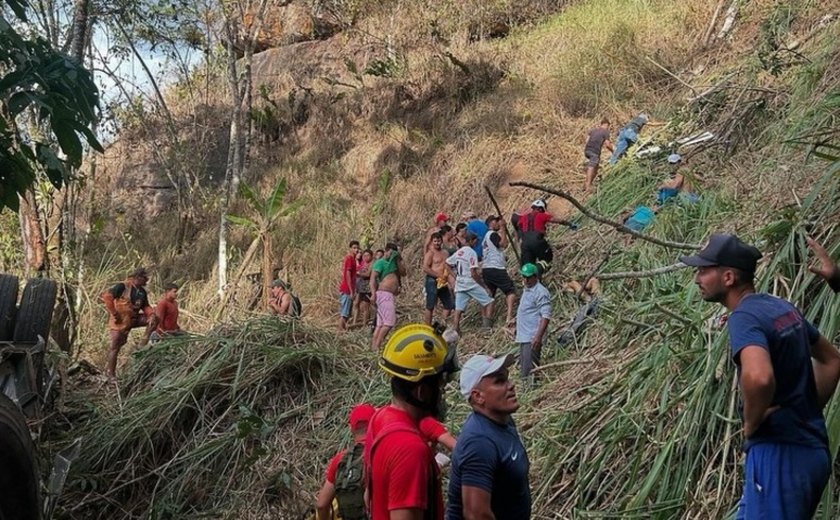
44, 0, 840, 518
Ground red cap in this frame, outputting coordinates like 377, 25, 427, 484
349, 403, 376, 431
435, 212, 449, 223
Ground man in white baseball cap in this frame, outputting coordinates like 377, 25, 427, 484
447, 353, 530, 519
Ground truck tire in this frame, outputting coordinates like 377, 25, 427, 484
13, 278, 57, 343
0, 274, 19, 341
0, 393, 41, 520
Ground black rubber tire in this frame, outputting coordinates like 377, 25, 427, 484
0, 393, 41, 520
13, 278, 57, 343
0, 274, 19, 341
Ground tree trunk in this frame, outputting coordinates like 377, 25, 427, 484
262, 232, 272, 310
69, 0, 90, 63
18, 189, 46, 276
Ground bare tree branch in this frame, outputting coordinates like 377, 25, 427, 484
508, 181, 702, 250
597, 262, 689, 280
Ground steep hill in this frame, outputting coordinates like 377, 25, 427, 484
42, 0, 840, 518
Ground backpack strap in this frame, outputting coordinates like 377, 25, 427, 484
526, 212, 536, 232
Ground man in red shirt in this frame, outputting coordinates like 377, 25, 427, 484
339, 240, 360, 331
316, 403, 377, 520
154, 283, 183, 338
514, 200, 575, 274
365, 324, 459, 520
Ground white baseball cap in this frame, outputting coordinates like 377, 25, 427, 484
459, 354, 515, 399
531, 199, 546, 209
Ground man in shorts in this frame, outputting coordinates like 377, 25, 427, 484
482, 216, 517, 327
353, 249, 374, 327
424, 212, 449, 251
338, 240, 360, 331
446, 232, 493, 333
101, 267, 158, 380
371, 243, 406, 351
584, 118, 613, 191
423, 232, 455, 325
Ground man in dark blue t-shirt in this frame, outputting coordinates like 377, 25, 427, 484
463, 212, 489, 261
681, 233, 840, 519
447, 353, 530, 520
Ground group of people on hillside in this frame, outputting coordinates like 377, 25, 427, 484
315, 324, 530, 520
100, 268, 183, 380
337, 201, 569, 379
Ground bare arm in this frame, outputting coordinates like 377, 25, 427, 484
462, 486, 495, 520
496, 228, 508, 249
739, 346, 776, 437
604, 137, 614, 153
390, 510, 425, 520
810, 334, 840, 409
315, 480, 336, 520
422, 251, 438, 278
278, 294, 292, 315
371, 268, 380, 294
437, 432, 457, 451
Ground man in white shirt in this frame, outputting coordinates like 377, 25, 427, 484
481, 216, 517, 327
515, 263, 552, 380
447, 232, 494, 334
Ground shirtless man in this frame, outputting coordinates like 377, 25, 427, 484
269, 280, 293, 315
371, 243, 406, 351
423, 232, 455, 325
424, 212, 449, 251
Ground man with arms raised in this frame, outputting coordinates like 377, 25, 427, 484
481, 216, 516, 328
447, 353, 530, 519
446, 232, 493, 334
423, 232, 454, 325
682, 233, 840, 519
371, 243, 406, 351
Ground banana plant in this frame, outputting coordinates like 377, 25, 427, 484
226, 178, 301, 312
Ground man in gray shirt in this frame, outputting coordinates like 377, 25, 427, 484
584, 118, 613, 191
515, 263, 552, 379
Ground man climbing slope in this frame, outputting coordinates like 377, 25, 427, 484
583, 117, 614, 191
682, 233, 840, 519
101, 267, 158, 380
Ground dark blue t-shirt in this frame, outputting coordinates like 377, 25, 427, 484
446, 412, 530, 520
727, 293, 826, 451
466, 220, 488, 260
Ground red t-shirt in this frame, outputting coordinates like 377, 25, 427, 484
418, 416, 447, 443
339, 254, 357, 294
364, 405, 443, 520
518, 211, 554, 234
155, 298, 179, 333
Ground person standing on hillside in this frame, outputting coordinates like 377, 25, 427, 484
338, 240, 360, 331
316, 403, 377, 520
681, 233, 840, 519
424, 212, 450, 251
584, 118, 614, 191
365, 324, 459, 520
423, 232, 455, 326
353, 249, 374, 327
464, 212, 488, 261
447, 353, 530, 519
371, 243, 406, 351
516, 263, 551, 380
447, 232, 494, 333
153, 282, 183, 339
608, 113, 652, 164
482, 216, 517, 327
101, 267, 158, 380
514, 200, 575, 274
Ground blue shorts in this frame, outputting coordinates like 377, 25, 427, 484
339, 293, 353, 318
735, 443, 830, 520
455, 286, 493, 311
424, 276, 454, 311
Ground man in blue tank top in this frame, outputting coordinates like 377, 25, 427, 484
681, 233, 840, 519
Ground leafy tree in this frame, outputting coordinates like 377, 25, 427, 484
0, 0, 102, 212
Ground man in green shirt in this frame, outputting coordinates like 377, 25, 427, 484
371, 243, 406, 351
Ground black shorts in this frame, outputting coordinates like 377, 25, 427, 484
424, 276, 454, 311
585, 150, 601, 167
482, 268, 515, 296
521, 238, 553, 267
357, 292, 371, 303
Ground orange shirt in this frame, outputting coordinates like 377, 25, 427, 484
155, 298, 179, 333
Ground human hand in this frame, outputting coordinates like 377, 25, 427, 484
531, 336, 542, 351
806, 236, 838, 281
744, 405, 779, 438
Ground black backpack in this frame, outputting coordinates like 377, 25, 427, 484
335, 443, 367, 520
290, 293, 302, 318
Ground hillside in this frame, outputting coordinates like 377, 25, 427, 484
36, 0, 840, 518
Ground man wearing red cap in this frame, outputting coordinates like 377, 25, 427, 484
316, 403, 377, 520
424, 212, 449, 251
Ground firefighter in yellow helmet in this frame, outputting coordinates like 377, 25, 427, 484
363, 323, 458, 520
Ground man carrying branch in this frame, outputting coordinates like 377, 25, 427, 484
682, 233, 840, 519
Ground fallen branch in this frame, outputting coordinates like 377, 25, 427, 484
645, 56, 697, 95
508, 181, 702, 250
597, 262, 689, 280
484, 184, 521, 265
